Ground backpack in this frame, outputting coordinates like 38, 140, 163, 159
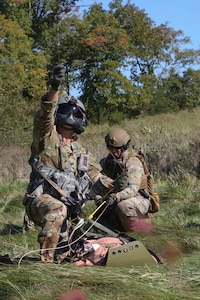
128, 150, 160, 214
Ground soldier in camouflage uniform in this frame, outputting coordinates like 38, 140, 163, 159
88, 128, 151, 232
23, 63, 110, 263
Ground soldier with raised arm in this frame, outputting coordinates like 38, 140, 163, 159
23, 63, 111, 263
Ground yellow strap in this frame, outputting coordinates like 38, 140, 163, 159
88, 201, 106, 219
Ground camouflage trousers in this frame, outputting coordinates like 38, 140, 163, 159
116, 194, 151, 231
26, 194, 67, 263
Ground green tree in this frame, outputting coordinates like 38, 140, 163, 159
57, 4, 133, 122
110, 0, 200, 115
74, 1, 200, 119
78, 7, 132, 122
182, 68, 200, 108
1, 0, 200, 123
0, 0, 79, 61
0, 15, 47, 144
146, 68, 200, 114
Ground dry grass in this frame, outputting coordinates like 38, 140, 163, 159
1, 108, 199, 182
0, 145, 31, 182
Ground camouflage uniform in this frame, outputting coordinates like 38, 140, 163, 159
100, 151, 151, 231
24, 96, 102, 263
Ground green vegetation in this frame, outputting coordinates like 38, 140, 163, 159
1, 0, 200, 144
0, 177, 200, 300
0, 110, 200, 299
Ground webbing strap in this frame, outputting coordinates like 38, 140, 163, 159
32, 164, 69, 200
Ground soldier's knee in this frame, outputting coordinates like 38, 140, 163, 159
41, 204, 67, 225
38, 228, 59, 245
117, 200, 137, 217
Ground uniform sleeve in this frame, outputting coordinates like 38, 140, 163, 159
32, 95, 57, 154
88, 153, 113, 185
116, 156, 144, 201
87, 153, 103, 182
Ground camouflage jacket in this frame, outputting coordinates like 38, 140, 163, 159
31, 96, 102, 186
100, 151, 145, 201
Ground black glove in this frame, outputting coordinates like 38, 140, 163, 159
67, 196, 79, 206
50, 63, 65, 91
113, 175, 129, 192
86, 177, 111, 200
94, 195, 104, 207
66, 196, 82, 218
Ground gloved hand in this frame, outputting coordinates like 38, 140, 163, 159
65, 196, 82, 218
106, 197, 115, 206
106, 193, 120, 206
113, 175, 129, 192
50, 62, 65, 91
86, 177, 112, 200
94, 195, 104, 207
66, 196, 79, 207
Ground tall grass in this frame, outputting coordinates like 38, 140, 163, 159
1, 108, 199, 181
0, 176, 200, 299
0, 108, 200, 299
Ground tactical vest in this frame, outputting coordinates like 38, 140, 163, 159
128, 150, 160, 213
101, 150, 160, 213
27, 147, 91, 202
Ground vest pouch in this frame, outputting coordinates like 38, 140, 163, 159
140, 175, 148, 190
78, 153, 89, 172
149, 192, 160, 213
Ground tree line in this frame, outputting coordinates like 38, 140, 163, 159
1, 0, 200, 144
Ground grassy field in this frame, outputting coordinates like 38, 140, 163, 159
0, 177, 200, 300
0, 109, 200, 299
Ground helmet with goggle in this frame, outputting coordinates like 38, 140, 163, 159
55, 96, 87, 134
105, 128, 131, 150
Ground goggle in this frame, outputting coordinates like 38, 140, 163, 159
57, 103, 84, 119
109, 145, 124, 150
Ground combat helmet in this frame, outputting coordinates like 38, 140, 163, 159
105, 128, 131, 150
55, 96, 87, 134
